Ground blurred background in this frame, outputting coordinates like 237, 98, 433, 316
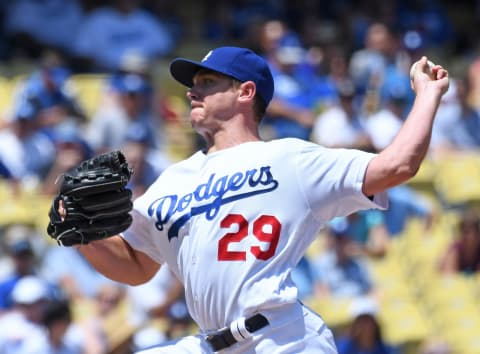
0, 0, 480, 353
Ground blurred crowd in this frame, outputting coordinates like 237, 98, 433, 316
0, 0, 480, 353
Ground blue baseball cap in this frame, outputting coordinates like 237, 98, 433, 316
170, 46, 274, 106
328, 217, 352, 237
14, 97, 40, 121
9, 239, 33, 255
109, 73, 152, 94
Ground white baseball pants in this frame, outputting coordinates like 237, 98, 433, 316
136, 301, 338, 354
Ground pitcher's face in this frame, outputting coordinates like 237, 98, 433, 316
187, 70, 240, 133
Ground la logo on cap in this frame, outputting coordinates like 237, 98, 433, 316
202, 50, 213, 62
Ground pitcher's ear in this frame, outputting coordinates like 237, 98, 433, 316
238, 81, 256, 102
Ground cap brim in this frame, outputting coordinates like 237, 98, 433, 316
170, 59, 205, 88
170, 58, 232, 88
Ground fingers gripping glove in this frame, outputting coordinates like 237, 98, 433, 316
47, 151, 133, 246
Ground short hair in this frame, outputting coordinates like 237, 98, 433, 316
458, 209, 480, 234
42, 299, 72, 327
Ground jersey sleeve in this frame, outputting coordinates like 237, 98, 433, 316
295, 143, 388, 222
121, 191, 166, 265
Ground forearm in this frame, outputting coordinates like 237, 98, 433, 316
77, 235, 160, 286
363, 58, 449, 196
363, 91, 441, 195
383, 90, 442, 176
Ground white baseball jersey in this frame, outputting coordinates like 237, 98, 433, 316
122, 138, 387, 332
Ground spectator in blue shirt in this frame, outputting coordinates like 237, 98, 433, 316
4, 0, 84, 59
0, 159, 12, 179
261, 33, 317, 141
0, 99, 56, 181
0, 231, 37, 311
72, 0, 174, 71
290, 256, 315, 300
445, 77, 480, 150
86, 71, 161, 154
122, 122, 171, 199
312, 219, 375, 299
383, 185, 433, 236
336, 297, 400, 354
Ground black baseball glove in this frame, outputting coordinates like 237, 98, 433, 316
47, 150, 133, 246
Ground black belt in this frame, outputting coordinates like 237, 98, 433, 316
205, 313, 269, 352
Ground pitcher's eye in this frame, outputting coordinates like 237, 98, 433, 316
201, 78, 214, 85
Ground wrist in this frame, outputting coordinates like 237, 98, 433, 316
415, 87, 443, 105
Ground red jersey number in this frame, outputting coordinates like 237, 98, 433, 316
218, 214, 281, 261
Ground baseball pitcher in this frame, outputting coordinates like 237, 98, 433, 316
47, 47, 449, 353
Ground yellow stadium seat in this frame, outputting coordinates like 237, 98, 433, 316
0, 76, 12, 118
0, 183, 52, 228
66, 74, 107, 119
408, 158, 436, 189
71, 297, 97, 323
450, 334, 480, 354
102, 298, 138, 352
0, 192, 36, 226
378, 300, 430, 345
434, 153, 480, 205
303, 297, 353, 328
0, 74, 28, 123
419, 275, 480, 339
